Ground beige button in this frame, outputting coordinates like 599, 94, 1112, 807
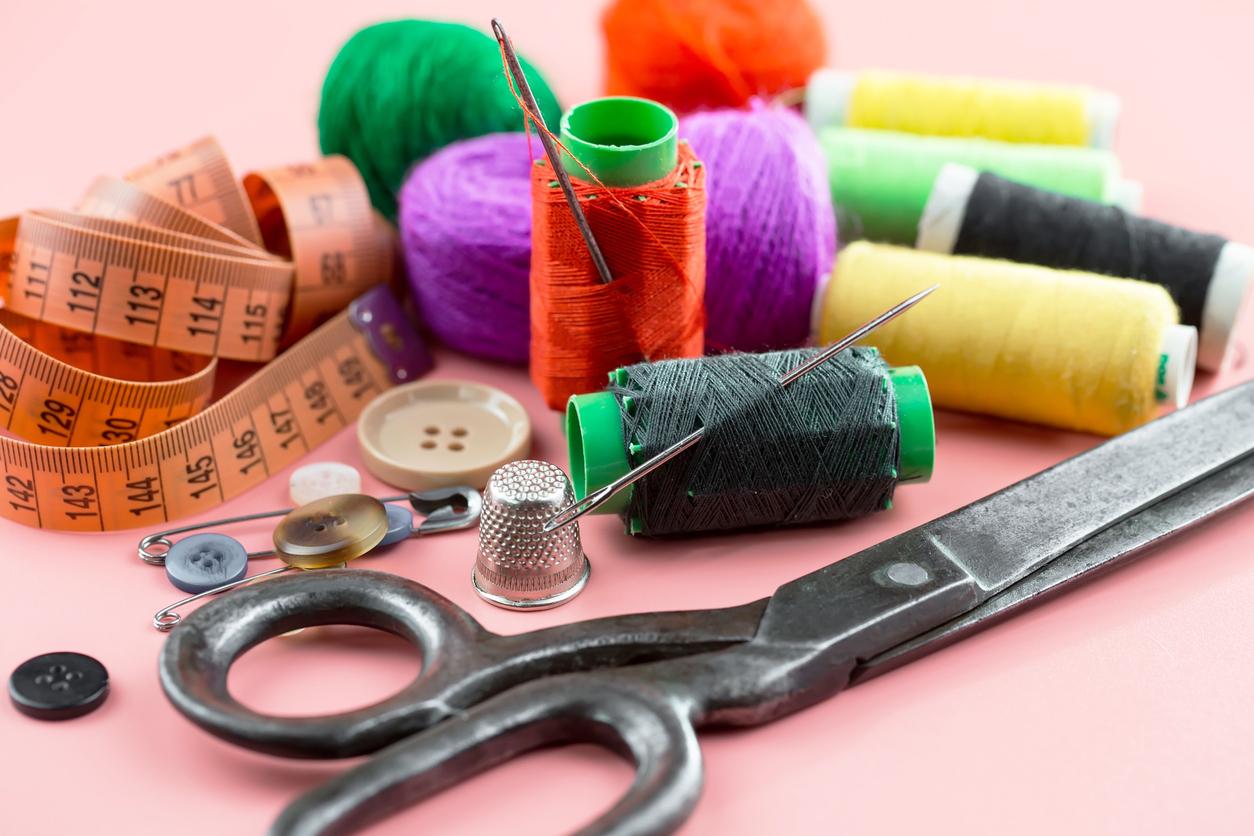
357, 380, 531, 492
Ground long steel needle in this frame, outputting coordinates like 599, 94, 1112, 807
543, 284, 940, 532
492, 18, 614, 285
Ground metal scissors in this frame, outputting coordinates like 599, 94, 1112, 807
160, 381, 1254, 835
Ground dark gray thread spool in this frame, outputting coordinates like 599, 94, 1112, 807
610, 348, 904, 537
917, 163, 1253, 371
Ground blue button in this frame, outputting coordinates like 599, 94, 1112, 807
165, 533, 249, 593
378, 503, 415, 548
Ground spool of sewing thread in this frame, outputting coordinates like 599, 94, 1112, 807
815, 243, 1197, 437
318, 20, 562, 219
818, 128, 1141, 245
680, 103, 835, 352
917, 164, 1254, 372
530, 97, 706, 410
806, 69, 1120, 149
602, 0, 828, 112
399, 133, 533, 364
566, 348, 934, 536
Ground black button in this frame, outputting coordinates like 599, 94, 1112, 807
9, 652, 109, 721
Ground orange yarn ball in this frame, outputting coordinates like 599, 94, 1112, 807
602, 0, 828, 112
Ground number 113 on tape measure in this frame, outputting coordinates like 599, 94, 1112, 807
0, 286, 430, 531
0, 137, 431, 532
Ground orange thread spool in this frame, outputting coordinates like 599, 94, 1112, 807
602, 0, 828, 112
529, 141, 706, 409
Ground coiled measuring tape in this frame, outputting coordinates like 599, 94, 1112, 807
0, 138, 431, 532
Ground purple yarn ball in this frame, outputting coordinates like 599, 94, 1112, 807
398, 132, 534, 364
681, 103, 836, 352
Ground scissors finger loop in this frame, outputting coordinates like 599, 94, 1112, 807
160, 569, 491, 759
272, 674, 704, 836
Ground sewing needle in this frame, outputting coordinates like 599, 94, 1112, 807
492, 19, 615, 285
542, 284, 940, 532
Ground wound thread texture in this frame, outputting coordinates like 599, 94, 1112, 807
681, 103, 835, 352
819, 128, 1121, 244
612, 348, 899, 536
847, 71, 1094, 146
818, 243, 1180, 436
399, 133, 534, 364
530, 143, 707, 410
602, 0, 827, 112
947, 171, 1226, 329
319, 20, 561, 219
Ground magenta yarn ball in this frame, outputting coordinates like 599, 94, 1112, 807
398, 132, 534, 364
681, 103, 836, 352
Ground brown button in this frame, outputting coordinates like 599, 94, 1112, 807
357, 380, 532, 492
273, 494, 388, 569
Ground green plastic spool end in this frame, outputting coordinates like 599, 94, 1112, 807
566, 390, 633, 516
564, 365, 936, 523
559, 97, 678, 187
888, 365, 935, 483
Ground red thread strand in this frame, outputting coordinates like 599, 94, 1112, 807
530, 144, 706, 409
497, 41, 695, 283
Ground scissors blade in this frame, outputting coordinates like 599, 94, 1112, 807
754, 381, 1254, 663
909, 383, 1254, 598
852, 449, 1254, 682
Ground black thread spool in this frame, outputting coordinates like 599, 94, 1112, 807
916, 163, 1253, 371
564, 348, 934, 536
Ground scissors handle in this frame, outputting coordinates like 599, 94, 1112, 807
160, 569, 764, 759
271, 673, 703, 836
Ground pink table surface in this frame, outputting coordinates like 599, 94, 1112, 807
3, 1, 1253, 834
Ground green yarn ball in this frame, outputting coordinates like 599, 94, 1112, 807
318, 20, 562, 219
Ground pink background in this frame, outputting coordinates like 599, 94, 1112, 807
2, 1, 1254, 833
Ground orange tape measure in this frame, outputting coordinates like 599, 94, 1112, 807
0, 138, 430, 531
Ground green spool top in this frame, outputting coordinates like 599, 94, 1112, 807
559, 97, 679, 187
565, 365, 935, 525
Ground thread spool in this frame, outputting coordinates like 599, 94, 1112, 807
918, 164, 1254, 372
815, 243, 1197, 436
680, 103, 836, 352
318, 20, 562, 219
806, 69, 1120, 149
818, 128, 1140, 245
398, 133, 534, 364
530, 97, 706, 410
602, 0, 828, 112
566, 348, 934, 536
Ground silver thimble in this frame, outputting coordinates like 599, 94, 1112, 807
472, 460, 591, 610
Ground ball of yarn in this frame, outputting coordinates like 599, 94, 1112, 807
399, 132, 535, 364
319, 20, 561, 219
602, 0, 828, 112
681, 103, 836, 351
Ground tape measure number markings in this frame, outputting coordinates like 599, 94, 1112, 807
123, 136, 264, 246
0, 138, 412, 531
0, 287, 429, 532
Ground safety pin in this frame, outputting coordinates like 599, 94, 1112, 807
138, 489, 471, 565
151, 487, 482, 632
542, 285, 940, 532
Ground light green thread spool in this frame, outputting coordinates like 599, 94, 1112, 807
820, 127, 1136, 245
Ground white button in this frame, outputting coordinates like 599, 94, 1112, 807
289, 461, 362, 506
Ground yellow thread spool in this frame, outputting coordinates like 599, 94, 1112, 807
815, 243, 1197, 436
806, 69, 1119, 149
